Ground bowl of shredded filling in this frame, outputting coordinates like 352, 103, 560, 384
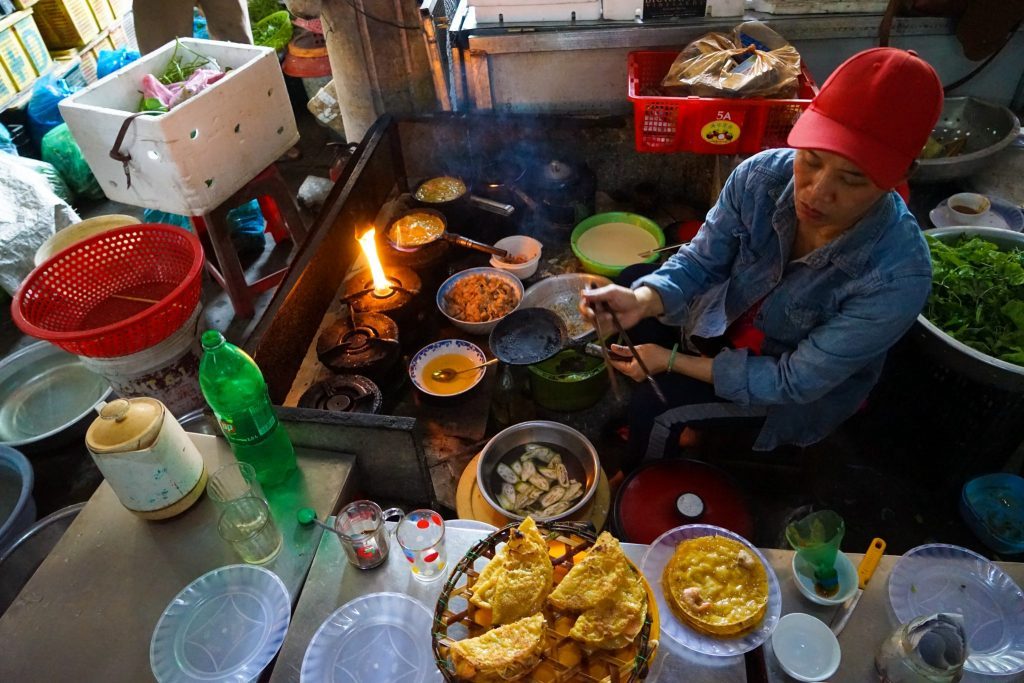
437, 267, 524, 335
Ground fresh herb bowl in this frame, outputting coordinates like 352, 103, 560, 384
916, 226, 1024, 392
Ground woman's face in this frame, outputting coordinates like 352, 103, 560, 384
793, 149, 889, 232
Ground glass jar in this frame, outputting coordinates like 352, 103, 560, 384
875, 613, 966, 683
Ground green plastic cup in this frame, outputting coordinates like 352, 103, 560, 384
785, 510, 845, 593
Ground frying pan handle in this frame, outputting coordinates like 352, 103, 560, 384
468, 195, 515, 217
444, 233, 509, 258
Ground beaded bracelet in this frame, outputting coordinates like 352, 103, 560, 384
667, 342, 679, 374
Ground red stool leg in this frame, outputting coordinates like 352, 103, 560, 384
200, 207, 256, 319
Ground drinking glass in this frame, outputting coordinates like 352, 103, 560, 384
207, 461, 265, 510
396, 509, 447, 581
333, 500, 405, 570
217, 497, 283, 564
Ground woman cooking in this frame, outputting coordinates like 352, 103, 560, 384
581, 48, 943, 462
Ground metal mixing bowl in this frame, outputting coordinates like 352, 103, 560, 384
916, 98, 1021, 184
477, 420, 600, 522
915, 227, 1024, 392
0, 342, 112, 452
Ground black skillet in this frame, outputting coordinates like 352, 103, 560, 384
412, 175, 515, 217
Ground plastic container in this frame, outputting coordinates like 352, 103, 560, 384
0, 445, 36, 554
571, 212, 665, 277
31, 0, 99, 48
527, 349, 607, 411
78, 304, 206, 417
12, 223, 204, 359
628, 50, 818, 155
59, 38, 299, 215
199, 330, 296, 486
33, 213, 139, 265
960, 473, 1024, 556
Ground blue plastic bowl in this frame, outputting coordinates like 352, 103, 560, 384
0, 445, 36, 554
960, 473, 1024, 556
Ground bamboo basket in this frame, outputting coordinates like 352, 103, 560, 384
432, 521, 659, 682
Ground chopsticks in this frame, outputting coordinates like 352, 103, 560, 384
586, 284, 621, 402
605, 306, 668, 405
585, 284, 667, 406
637, 241, 690, 258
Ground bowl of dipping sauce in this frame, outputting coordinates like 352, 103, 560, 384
571, 212, 665, 278
409, 339, 488, 397
489, 235, 542, 280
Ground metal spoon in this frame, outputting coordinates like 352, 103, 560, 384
431, 358, 499, 382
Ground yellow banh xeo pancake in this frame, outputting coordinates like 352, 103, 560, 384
663, 535, 768, 636
470, 517, 553, 625
548, 531, 648, 651
576, 223, 659, 267
449, 613, 546, 682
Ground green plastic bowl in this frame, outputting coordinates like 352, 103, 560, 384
571, 212, 665, 277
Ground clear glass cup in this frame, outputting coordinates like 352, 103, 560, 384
333, 500, 405, 570
207, 461, 265, 510
396, 509, 447, 581
217, 496, 283, 564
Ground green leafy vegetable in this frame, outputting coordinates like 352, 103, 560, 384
925, 235, 1024, 366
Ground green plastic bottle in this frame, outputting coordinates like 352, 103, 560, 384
199, 330, 296, 485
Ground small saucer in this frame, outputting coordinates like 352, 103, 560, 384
929, 198, 1023, 232
792, 550, 858, 606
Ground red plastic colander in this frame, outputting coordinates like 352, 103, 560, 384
12, 224, 204, 358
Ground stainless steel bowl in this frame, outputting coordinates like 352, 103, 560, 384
0, 342, 112, 452
477, 420, 600, 522
521, 273, 612, 343
916, 227, 1024, 392
916, 98, 1021, 184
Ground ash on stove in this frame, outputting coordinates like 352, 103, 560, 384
317, 311, 400, 376
299, 375, 383, 414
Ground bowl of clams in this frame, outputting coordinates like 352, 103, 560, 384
477, 420, 600, 521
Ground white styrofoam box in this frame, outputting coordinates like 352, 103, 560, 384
59, 38, 299, 216
468, 1, 601, 23
750, 0, 888, 13
602, 0, 642, 20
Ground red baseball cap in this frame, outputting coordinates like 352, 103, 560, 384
787, 48, 943, 189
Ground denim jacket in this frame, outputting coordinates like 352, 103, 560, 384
634, 148, 932, 450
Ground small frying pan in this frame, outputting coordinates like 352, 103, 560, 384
489, 307, 574, 366
386, 208, 508, 258
413, 175, 515, 217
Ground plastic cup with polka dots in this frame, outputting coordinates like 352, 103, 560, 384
396, 510, 447, 581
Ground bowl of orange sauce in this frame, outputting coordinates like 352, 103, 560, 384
409, 339, 489, 397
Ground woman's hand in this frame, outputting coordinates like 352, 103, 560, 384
579, 284, 664, 333
606, 343, 672, 381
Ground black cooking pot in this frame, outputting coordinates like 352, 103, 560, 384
525, 158, 596, 229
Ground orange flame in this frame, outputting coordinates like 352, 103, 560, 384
357, 229, 392, 296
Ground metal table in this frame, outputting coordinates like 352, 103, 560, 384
273, 527, 1024, 683
0, 433, 355, 683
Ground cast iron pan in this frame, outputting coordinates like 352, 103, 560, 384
488, 308, 568, 366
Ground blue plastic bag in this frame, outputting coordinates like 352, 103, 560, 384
0, 123, 15, 155
27, 74, 77, 149
143, 208, 194, 231
193, 8, 210, 39
97, 48, 141, 80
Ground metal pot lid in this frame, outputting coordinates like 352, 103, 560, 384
537, 159, 579, 188
86, 397, 165, 454
613, 459, 754, 545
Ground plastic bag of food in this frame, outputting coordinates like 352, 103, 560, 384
97, 48, 141, 80
27, 74, 78, 148
253, 11, 293, 51
40, 124, 104, 201
661, 21, 801, 99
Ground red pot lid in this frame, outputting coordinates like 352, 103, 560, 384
613, 459, 754, 545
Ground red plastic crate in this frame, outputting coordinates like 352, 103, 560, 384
628, 50, 819, 155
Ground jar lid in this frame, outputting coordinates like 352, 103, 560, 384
86, 398, 165, 454
612, 459, 754, 545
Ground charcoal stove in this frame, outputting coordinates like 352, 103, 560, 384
341, 265, 425, 332
316, 311, 401, 378
298, 375, 383, 414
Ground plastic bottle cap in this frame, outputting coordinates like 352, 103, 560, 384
201, 330, 225, 349
87, 397, 165, 453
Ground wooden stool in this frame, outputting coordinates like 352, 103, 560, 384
192, 165, 308, 318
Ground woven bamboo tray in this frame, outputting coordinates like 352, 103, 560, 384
432, 521, 659, 682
